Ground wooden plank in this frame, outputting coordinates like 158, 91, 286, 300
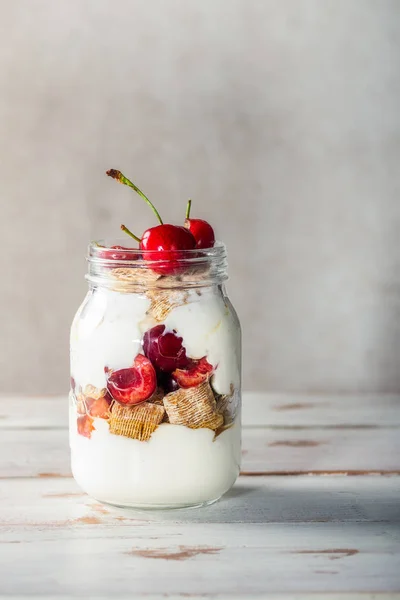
0, 476, 399, 596
1, 591, 400, 600
2, 596, 399, 600
2, 595, 399, 600
1, 394, 399, 598
243, 393, 400, 428
242, 427, 400, 474
1, 596, 398, 600
1, 425, 399, 478
1, 475, 400, 525
2, 393, 400, 429
0, 523, 399, 596
0, 395, 68, 429
0, 428, 71, 478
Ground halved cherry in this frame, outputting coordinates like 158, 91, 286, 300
86, 393, 112, 419
172, 357, 214, 388
77, 415, 95, 438
143, 325, 190, 372
106, 354, 156, 405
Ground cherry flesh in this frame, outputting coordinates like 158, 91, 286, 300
77, 415, 95, 438
172, 356, 214, 388
86, 393, 112, 418
106, 354, 156, 405
143, 325, 190, 373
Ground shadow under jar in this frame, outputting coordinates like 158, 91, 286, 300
70, 241, 241, 509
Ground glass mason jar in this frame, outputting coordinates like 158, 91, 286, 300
70, 240, 241, 509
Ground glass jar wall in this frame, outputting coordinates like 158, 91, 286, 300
70, 241, 241, 509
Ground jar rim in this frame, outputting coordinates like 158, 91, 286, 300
86, 239, 228, 288
89, 239, 226, 259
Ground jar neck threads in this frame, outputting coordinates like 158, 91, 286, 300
86, 240, 228, 290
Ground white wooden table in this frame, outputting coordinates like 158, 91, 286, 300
1, 393, 400, 599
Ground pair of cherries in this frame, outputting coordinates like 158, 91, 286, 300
103, 170, 215, 272
99, 170, 215, 405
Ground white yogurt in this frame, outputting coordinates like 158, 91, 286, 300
70, 416, 240, 507
70, 284, 241, 506
71, 287, 240, 395
163, 289, 240, 395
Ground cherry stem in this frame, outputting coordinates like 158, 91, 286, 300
106, 169, 163, 225
186, 199, 192, 219
120, 224, 141, 243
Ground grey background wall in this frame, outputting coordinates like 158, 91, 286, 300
1, 0, 400, 394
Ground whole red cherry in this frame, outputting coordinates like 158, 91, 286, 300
107, 170, 197, 274
184, 200, 215, 249
106, 354, 156, 405
140, 224, 196, 274
143, 324, 190, 373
